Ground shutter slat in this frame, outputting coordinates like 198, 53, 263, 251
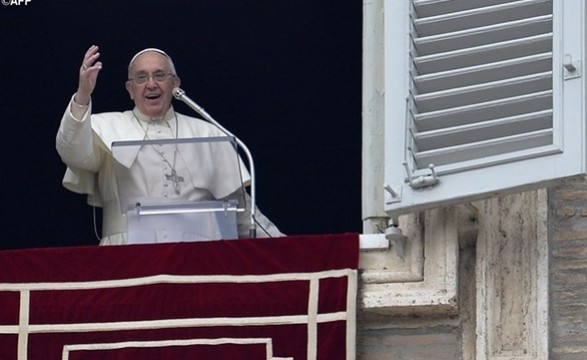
413, 91, 553, 131
414, 34, 552, 74
414, 71, 552, 112
413, 0, 522, 18
413, 129, 553, 167
414, 0, 553, 36
413, 110, 552, 151
414, 15, 552, 56
413, 144, 562, 177
413, 53, 552, 93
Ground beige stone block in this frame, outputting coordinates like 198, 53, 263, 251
557, 189, 587, 201
553, 231, 587, 242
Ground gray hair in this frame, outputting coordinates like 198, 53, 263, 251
127, 48, 177, 78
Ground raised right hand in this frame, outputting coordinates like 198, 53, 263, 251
74, 45, 103, 105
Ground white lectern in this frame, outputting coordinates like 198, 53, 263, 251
111, 136, 247, 244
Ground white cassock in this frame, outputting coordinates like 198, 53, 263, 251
56, 95, 283, 245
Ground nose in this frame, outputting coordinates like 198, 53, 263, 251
145, 75, 158, 87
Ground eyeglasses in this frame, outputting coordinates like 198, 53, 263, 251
128, 72, 175, 85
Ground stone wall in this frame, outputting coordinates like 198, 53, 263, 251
549, 179, 587, 359
359, 180, 587, 359
359, 187, 554, 359
359, 325, 461, 359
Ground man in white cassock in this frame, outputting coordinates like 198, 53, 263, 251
56, 45, 283, 245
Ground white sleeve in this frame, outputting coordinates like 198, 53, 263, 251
56, 94, 101, 172
226, 189, 285, 238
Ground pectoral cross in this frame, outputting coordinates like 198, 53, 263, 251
165, 169, 184, 195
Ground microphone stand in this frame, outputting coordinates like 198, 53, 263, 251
172, 87, 257, 238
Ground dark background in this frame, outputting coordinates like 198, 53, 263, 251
0, 0, 363, 249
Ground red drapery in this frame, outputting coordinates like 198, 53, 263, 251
0, 234, 359, 360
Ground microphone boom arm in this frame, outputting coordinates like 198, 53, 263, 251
173, 87, 257, 238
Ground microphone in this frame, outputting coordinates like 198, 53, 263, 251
172, 87, 257, 238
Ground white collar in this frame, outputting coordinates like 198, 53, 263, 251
132, 106, 176, 124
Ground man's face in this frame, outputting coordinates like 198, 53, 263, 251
125, 52, 180, 118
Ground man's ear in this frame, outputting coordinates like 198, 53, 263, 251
173, 76, 181, 88
125, 81, 134, 100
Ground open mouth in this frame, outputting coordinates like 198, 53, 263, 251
145, 94, 161, 100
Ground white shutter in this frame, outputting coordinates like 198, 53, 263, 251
383, 0, 586, 216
